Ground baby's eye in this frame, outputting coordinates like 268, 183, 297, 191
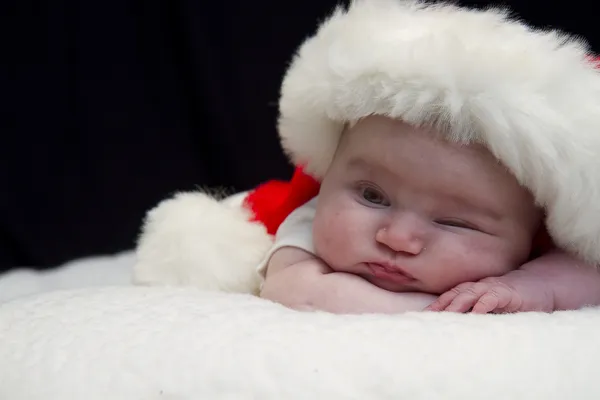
436, 219, 477, 230
361, 186, 390, 206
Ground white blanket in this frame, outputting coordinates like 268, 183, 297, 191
0, 251, 135, 303
1, 286, 599, 399
1, 190, 597, 399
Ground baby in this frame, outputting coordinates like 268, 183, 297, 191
259, 116, 600, 314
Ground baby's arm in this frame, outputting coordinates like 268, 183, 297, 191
428, 249, 600, 313
260, 246, 436, 314
519, 250, 600, 310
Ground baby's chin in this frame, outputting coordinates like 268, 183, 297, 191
363, 275, 419, 293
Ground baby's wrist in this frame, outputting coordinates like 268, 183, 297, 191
486, 270, 555, 312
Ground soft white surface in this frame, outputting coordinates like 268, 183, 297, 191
0, 251, 135, 303
0, 286, 599, 400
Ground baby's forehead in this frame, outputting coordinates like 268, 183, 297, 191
341, 119, 499, 166
337, 119, 538, 207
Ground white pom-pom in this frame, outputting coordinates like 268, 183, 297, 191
133, 191, 272, 295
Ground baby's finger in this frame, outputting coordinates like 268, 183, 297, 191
444, 281, 503, 313
425, 290, 459, 311
425, 282, 480, 311
471, 293, 501, 314
443, 291, 480, 313
471, 286, 514, 314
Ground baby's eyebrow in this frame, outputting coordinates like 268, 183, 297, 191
345, 156, 391, 175
345, 156, 369, 170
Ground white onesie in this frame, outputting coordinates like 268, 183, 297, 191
256, 197, 318, 277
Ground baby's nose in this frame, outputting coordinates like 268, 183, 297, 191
375, 218, 425, 255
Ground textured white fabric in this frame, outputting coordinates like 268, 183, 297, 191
256, 197, 317, 277
1, 286, 599, 400
0, 251, 135, 303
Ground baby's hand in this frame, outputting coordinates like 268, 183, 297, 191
425, 278, 523, 313
426, 273, 553, 314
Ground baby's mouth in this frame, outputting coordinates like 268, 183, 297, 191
366, 263, 416, 284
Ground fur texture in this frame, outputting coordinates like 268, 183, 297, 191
2, 286, 600, 399
278, 0, 600, 263
134, 191, 271, 294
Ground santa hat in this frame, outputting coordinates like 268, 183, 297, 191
135, 0, 600, 293
249, 0, 600, 262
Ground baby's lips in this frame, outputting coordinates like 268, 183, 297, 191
367, 262, 416, 284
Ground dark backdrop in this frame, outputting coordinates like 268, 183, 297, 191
3, 0, 598, 271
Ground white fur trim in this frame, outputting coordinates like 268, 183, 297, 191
278, 0, 600, 263
133, 191, 272, 295
3, 287, 600, 399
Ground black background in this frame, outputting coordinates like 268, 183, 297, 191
3, 0, 598, 271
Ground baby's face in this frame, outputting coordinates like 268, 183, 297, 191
313, 116, 541, 294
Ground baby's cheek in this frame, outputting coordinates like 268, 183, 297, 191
426, 243, 492, 292
313, 211, 353, 267
314, 212, 342, 250
445, 242, 514, 287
